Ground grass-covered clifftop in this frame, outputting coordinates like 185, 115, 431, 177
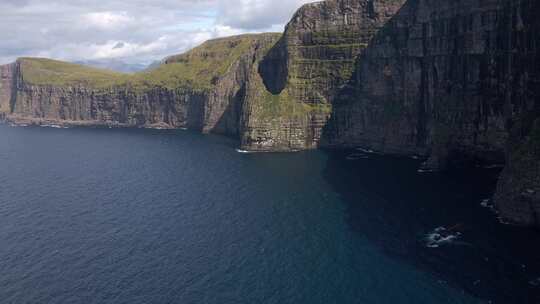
19, 58, 128, 88
19, 33, 281, 91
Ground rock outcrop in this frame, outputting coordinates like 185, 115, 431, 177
493, 0, 540, 226
7, 78, 209, 130
0, 62, 16, 118
246, 0, 406, 151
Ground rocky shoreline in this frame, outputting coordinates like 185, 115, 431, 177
1, 115, 181, 130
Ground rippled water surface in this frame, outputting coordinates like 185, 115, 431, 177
0, 125, 539, 303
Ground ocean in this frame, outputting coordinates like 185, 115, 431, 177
0, 125, 538, 303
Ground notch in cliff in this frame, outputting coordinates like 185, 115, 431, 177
249, 0, 407, 151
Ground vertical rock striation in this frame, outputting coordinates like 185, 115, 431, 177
245, 0, 406, 151
327, 0, 511, 166
320, 0, 540, 225
8, 76, 208, 130
493, 0, 540, 226
0, 62, 16, 119
0, 34, 281, 136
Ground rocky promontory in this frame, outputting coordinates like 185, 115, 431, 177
0, 33, 281, 137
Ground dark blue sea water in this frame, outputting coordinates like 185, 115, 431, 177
1, 125, 539, 304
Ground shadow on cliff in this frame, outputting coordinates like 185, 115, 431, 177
257, 0, 430, 156
258, 37, 288, 95
318, 0, 505, 169
318, 0, 424, 151
321, 149, 540, 304
210, 83, 247, 138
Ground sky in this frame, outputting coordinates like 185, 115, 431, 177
0, 0, 319, 65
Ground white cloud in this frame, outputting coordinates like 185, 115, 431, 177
0, 0, 320, 66
217, 0, 316, 30
82, 11, 134, 30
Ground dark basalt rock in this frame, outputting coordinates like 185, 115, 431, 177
323, 0, 540, 226
490, 0, 540, 226
325, 0, 512, 166
0, 61, 17, 115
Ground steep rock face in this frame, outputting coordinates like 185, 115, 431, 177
8, 82, 207, 130
493, 0, 540, 226
321, 0, 540, 225
496, 118, 540, 226
244, 0, 406, 151
1, 34, 281, 137
0, 63, 16, 117
326, 0, 510, 166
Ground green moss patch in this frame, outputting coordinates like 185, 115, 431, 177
19, 58, 129, 88
259, 88, 332, 120
19, 33, 282, 92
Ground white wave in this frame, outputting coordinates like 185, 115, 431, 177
529, 278, 540, 287
480, 199, 492, 208
355, 147, 382, 155
42, 124, 68, 129
425, 227, 462, 248
9, 123, 29, 127
497, 216, 513, 225
356, 147, 374, 153
236, 149, 255, 154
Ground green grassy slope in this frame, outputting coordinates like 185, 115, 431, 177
19, 58, 128, 88
19, 33, 281, 91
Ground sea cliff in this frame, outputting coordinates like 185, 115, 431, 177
0, 34, 281, 137
1, 0, 539, 227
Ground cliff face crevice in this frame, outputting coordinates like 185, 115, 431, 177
493, 0, 540, 226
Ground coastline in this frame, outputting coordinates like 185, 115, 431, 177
1, 114, 181, 130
